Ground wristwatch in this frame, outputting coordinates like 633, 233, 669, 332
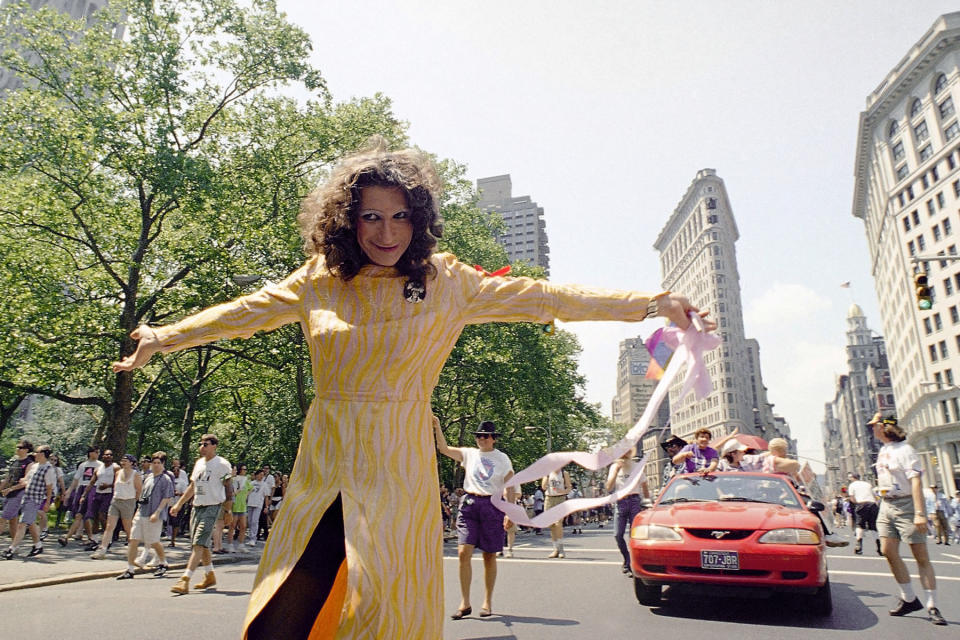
645, 296, 660, 320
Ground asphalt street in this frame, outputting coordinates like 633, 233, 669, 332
3, 527, 957, 638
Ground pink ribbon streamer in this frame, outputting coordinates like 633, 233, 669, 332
491, 315, 720, 527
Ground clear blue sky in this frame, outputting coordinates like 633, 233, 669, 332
278, 1, 959, 470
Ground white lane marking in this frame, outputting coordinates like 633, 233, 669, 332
830, 569, 960, 582
826, 554, 960, 566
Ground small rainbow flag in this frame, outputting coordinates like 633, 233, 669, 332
645, 327, 674, 380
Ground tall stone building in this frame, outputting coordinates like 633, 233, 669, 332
852, 12, 960, 493
821, 305, 893, 491
476, 175, 550, 275
653, 169, 787, 445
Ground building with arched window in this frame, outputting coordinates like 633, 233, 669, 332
852, 12, 960, 494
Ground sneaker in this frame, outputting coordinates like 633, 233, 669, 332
170, 576, 190, 595
889, 597, 923, 616
90, 548, 106, 559
621, 564, 631, 574
928, 607, 947, 626
193, 572, 217, 590
153, 564, 168, 578
2, 549, 13, 560
505, 549, 513, 558
28, 546, 43, 557
116, 569, 135, 580
824, 533, 849, 547
547, 549, 560, 558
876, 539, 882, 555
854, 540, 863, 555
85, 541, 100, 552
39, 530, 48, 541
57, 536, 68, 547
245, 539, 257, 547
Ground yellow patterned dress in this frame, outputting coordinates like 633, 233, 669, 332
152, 252, 656, 639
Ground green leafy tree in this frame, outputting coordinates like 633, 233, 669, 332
0, 0, 403, 455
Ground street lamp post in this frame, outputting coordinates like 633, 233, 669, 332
525, 422, 553, 452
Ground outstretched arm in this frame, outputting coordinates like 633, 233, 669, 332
432, 415, 464, 463
112, 259, 314, 372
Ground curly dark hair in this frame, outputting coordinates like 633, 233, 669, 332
298, 136, 444, 286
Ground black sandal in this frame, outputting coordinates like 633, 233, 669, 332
450, 606, 472, 620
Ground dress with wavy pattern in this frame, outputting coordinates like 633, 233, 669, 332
152, 252, 656, 639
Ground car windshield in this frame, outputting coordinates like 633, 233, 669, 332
658, 474, 801, 508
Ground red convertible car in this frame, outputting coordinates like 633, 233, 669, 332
629, 472, 831, 614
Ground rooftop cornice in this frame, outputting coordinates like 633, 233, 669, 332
852, 13, 960, 219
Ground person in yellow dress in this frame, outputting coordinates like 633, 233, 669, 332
112, 137, 713, 639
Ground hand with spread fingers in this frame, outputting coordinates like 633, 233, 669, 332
111, 325, 161, 372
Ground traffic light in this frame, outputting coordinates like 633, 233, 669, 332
915, 272, 932, 310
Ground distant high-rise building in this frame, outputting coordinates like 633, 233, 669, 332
653, 169, 788, 445
611, 336, 672, 492
476, 175, 550, 275
0, 0, 116, 94
851, 12, 960, 494
821, 304, 892, 491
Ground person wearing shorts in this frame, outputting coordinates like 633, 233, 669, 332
83, 449, 117, 547
434, 417, 515, 620
118, 451, 174, 580
168, 434, 232, 595
60, 446, 103, 546
1, 440, 35, 537
91, 454, 141, 559
3, 445, 53, 559
870, 413, 947, 626
542, 468, 572, 558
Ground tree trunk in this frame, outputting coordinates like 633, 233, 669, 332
0, 393, 26, 440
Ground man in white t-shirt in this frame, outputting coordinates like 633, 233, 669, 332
847, 472, 880, 555
59, 446, 103, 547
245, 469, 267, 546
434, 417, 515, 620
168, 434, 232, 595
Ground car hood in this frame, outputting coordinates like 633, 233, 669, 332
646, 501, 816, 530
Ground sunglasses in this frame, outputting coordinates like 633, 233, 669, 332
475, 434, 493, 439
198, 441, 213, 446
16, 445, 27, 450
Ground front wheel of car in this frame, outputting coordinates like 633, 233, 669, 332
633, 578, 661, 606
809, 577, 833, 616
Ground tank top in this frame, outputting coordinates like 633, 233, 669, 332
113, 468, 137, 500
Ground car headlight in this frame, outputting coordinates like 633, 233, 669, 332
758, 528, 821, 545
631, 524, 682, 541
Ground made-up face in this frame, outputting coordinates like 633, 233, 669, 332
356, 186, 413, 267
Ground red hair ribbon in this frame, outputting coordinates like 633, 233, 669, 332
474, 265, 512, 277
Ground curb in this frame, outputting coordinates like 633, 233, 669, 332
0, 552, 260, 593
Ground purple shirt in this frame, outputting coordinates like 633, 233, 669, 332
679, 443, 718, 473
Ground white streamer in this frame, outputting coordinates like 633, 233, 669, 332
491, 315, 720, 527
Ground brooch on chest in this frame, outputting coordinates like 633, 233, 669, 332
403, 279, 426, 303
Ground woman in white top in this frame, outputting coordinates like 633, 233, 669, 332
605, 447, 649, 574
434, 416, 515, 620
91, 454, 142, 559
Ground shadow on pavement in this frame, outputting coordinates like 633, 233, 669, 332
645, 581, 878, 631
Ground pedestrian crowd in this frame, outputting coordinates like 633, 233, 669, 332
0, 436, 288, 593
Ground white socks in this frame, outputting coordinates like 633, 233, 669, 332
925, 589, 937, 609
898, 581, 916, 602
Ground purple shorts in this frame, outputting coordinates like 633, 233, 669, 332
68, 490, 85, 516
456, 494, 504, 553
86, 491, 112, 519
19, 497, 48, 526
2, 492, 24, 520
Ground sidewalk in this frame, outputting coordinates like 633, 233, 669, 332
0, 529, 262, 593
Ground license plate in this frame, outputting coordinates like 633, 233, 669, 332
700, 550, 739, 570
